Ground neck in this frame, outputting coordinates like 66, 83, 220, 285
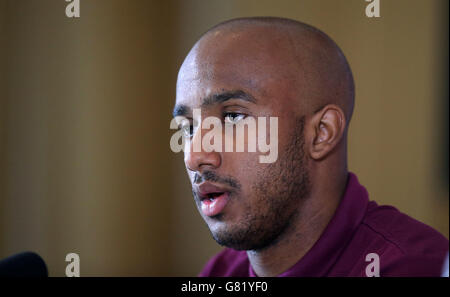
247, 171, 347, 277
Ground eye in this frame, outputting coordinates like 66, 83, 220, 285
224, 112, 246, 124
179, 121, 194, 138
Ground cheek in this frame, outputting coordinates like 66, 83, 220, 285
221, 153, 273, 200
220, 151, 260, 175
275, 116, 293, 141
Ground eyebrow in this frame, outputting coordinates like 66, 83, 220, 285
201, 90, 257, 107
172, 90, 256, 118
172, 104, 189, 118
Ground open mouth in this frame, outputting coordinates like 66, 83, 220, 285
202, 192, 225, 203
195, 182, 232, 217
199, 191, 230, 217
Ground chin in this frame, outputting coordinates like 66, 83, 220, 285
212, 234, 258, 251
205, 217, 228, 233
208, 225, 256, 250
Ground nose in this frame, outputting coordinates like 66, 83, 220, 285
184, 127, 221, 172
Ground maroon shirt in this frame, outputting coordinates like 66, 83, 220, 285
199, 173, 449, 277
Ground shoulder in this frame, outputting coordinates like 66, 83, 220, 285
362, 202, 448, 255
359, 201, 448, 276
198, 248, 249, 277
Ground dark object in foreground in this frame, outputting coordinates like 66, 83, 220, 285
0, 252, 48, 277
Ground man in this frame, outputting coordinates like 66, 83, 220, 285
172, 17, 448, 277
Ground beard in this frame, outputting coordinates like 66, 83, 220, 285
195, 116, 311, 251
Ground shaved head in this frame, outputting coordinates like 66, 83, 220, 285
178, 17, 354, 125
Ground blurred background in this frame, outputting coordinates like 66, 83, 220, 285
0, 0, 448, 276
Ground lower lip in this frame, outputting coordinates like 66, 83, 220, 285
201, 193, 230, 217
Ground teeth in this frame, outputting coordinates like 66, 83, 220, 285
204, 192, 224, 202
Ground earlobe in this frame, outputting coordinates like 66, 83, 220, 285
309, 105, 346, 160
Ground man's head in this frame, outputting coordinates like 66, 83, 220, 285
173, 17, 354, 251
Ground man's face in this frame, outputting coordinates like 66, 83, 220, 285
175, 29, 311, 251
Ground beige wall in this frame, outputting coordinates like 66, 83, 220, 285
0, 0, 6, 255
1, 0, 179, 276
0, 0, 448, 276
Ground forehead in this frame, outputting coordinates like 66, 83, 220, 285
176, 65, 266, 108
176, 29, 298, 109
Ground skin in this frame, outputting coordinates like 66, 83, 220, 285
174, 17, 355, 277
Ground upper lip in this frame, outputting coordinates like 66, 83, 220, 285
195, 182, 229, 200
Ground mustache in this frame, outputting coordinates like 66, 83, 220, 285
193, 170, 241, 191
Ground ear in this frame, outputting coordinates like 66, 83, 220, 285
308, 104, 346, 160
